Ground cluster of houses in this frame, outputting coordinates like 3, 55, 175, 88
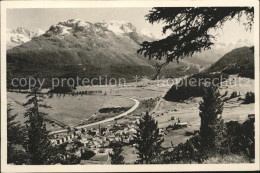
50, 120, 139, 155
71, 90, 103, 95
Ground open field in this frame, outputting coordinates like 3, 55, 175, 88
156, 98, 254, 148
7, 92, 135, 129
7, 84, 163, 130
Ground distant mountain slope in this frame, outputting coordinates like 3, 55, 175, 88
180, 40, 253, 66
164, 46, 254, 101
206, 46, 254, 78
7, 19, 199, 82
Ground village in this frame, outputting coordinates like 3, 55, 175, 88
50, 113, 143, 163
49, 101, 192, 164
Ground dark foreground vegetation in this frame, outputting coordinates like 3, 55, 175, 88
159, 118, 254, 164
126, 86, 255, 164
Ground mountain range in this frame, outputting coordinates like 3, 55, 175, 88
6, 19, 253, 83
7, 19, 198, 81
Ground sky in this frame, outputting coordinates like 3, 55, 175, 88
7, 8, 254, 45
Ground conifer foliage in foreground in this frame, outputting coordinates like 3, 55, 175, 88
134, 112, 164, 164
109, 141, 125, 164
160, 85, 254, 163
22, 86, 83, 165
7, 105, 27, 164
23, 88, 52, 164
199, 85, 228, 155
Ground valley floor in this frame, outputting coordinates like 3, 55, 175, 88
7, 75, 255, 164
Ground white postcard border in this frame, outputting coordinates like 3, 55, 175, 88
1, 0, 259, 172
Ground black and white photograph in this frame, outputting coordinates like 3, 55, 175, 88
1, 0, 259, 172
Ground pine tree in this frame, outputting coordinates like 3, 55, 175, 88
7, 105, 28, 164
109, 141, 125, 164
23, 88, 51, 164
23, 88, 82, 165
199, 85, 227, 154
134, 112, 164, 164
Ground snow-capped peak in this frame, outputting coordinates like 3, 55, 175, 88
10, 27, 37, 38
7, 27, 39, 50
45, 19, 139, 37
46, 19, 93, 36
96, 20, 136, 34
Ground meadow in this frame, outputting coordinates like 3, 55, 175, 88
8, 92, 134, 128
7, 85, 163, 130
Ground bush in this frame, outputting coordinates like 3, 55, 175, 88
161, 119, 255, 164
243, 92, 255, 104
230, 91, 238, 99
161, 135, 203, 164
241, 119, 255, 158
225, 121, 243, 153
225, 119, 255, 158
203, 154, 250, 164
81, 150, 95, 160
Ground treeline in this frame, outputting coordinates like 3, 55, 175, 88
8, 88, 103, 97
48, 85, 74, 93
164, 72, 228, 101
7, 60, 198, 90
48, 86, 102, 95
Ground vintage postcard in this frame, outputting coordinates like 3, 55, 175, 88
1, 0, 259, 172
